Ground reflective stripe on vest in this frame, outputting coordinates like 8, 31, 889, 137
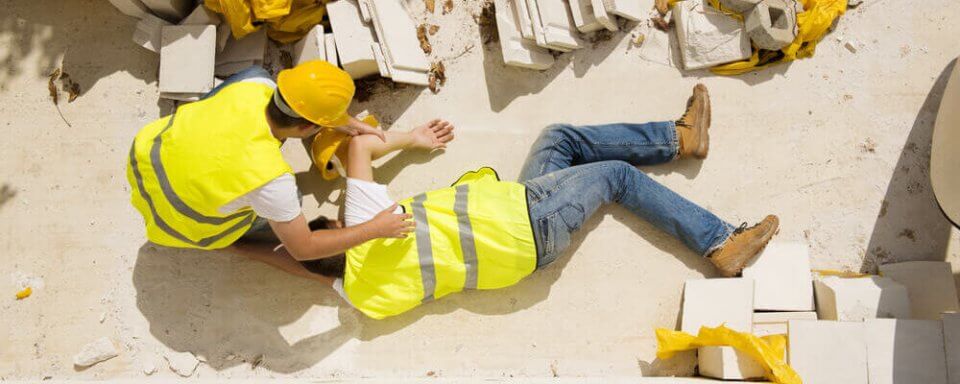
410, 184, 480, 303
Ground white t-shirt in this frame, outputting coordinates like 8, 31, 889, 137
216, 78, 302, 223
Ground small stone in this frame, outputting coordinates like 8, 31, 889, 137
142, 361, 157, 376
165, 351, 200, 377
74, 337, 119, 368
845, 41, 858, 53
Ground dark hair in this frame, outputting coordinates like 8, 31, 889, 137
301, 255, 346, 278
266, 91, 313, 129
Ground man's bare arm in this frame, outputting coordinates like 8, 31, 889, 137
347, 119, 455, 181
269, 209, 412, 261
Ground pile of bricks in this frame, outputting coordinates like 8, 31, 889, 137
109, 0, 431, 101
493, 0, 647, 70
679, 242, 960, 383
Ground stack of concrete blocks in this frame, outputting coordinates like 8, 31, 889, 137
673, 0, 752, 70
159, 25, 217, 101
494, 0, 555, 70
360, 0, 432, 85
215, 29, 268, 78
878, 261, 960, 320
718, 0, 798, 51
327, 0, 380, 79
293, 25, 341, 67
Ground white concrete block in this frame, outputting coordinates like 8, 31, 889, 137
528, 0, 583, 50
216, 29, 267, 67
752, 311, 817, 337
742, 242, 814, 311
879, 261, 960, 320
371, 43, 392, 77
358, 0, 373, 22
325, 33, 340, 67
590, 0, 620, 31
74, 337, 119, 367
682, 278, 754, 333
159, 92, 203, 101
944, 313, 960, 384
179, 5, 222, 26
865, 318, 948, 384
673, 0, 751, 70
789, 320, 868, 384
107, 0, 152, 19
368, 0, 431, 72
132, 13, 171, 53
513, 0, 538, 40
698, 346, 766, 380
293, 25, 326, 65
216, 24, 230, 53
814, 276, 911, 321
389, 67, 431, 86
160, 25, 216, 93
141, 0, 193, 23
569, 0, 604, 33
494, 0, 555, 70
327, 0, 380, 79
603, 0, 649, 21
214, 60, 260, 78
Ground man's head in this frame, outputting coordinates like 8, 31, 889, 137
268, 60, 355, 139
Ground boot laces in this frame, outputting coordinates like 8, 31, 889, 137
732, 222, 750, 235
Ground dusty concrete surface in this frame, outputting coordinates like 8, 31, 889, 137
1, 0, 959, 380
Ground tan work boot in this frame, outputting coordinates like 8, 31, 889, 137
655, 0, 670, 15
709, 215, 779, 277
676, 83, 711, 159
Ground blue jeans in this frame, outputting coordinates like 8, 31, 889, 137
520, 122, 735, 268
202, 66, 271, 100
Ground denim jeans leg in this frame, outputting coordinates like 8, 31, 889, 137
201, 66, 272, 100
524, 161, 733, 267
519, 121, 679, 182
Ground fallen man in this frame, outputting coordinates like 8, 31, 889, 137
307, 84, 780, 319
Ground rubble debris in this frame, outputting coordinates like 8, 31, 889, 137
428, 61, 446, 93
59, 72, 81, 103
632, 33, 646, 47
847, 0, 863, 7
165, 351, 200, 377
789, 320, 869, 384
442, 0, 453, 14
569, 0, 604, 33
858, 138, 877, 153
15, 286, 31, 300
879, 261, 960, 320
742, 242, 814, 311
249, 354, 264, 370
718, 0, 763, 14
160, 25, 216, 99
327, 0, 380, 79
698, 346, 766, 380
674, 0, 752, 70
428, 24, 440, 35
744, 0, 798, 51
140, 0, 193, 23
74, 337, 119, 368
681, 278, 753, 333
476, 0, 498, 44
424, 0, 435, 13
814, 276, 911, 321
142, 361, 157, 376
651, 15, 670, 31
584, 29, 614, 47
845, 41, 858, 53
279, 50, 293, 69
417, 24, 433, 54
47, 68, 71, 127
865, 319, 948, 384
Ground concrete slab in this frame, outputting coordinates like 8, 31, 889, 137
325, 33, 340, 67
530, 0, 583, 50
368, 0, 431, 72
879, 261, 960, 320
697, 346, 766, 380
603, 0, 649, 21
673, 0, 751, 70
495, 0, 556, 70
371, 42, 392, 77
681, 278, 754, 333
327, 0, 380, 78
513, 0, 538, 40
132, 12, 171, 53
789, 320, 868, 384
591, 0, 621, 31
293, 25, 326, 65
752, 311, 817, 337
742, 242, 814, 311
570, 0, 604, 33
214, 60, 261, 78
945, 313, 960, 384
744, 0, 797, 51
159, 25, 216, 93
865, 318, 948, 384
140, 0, 193, 23
107, 0, 152, 19
814, 276, 912, 321
179, 5, 222, 26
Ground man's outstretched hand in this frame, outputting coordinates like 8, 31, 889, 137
410, 119, 455, 151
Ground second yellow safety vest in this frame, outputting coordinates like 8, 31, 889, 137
344, 167, 538, 319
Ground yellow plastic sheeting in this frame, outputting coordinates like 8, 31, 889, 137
656, 325, 801, 384
204, 0, 330, 42
707, 0, 847, 75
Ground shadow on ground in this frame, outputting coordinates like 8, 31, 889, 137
860, 58, 958, 274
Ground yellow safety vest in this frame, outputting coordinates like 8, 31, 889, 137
344, 167, 538, 319
126, 82, 293, 250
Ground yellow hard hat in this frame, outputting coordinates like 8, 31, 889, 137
276, 60, 355, 127
311, 113, 379, 180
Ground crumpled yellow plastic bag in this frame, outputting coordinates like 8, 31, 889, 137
204, 0, 330, 43
706, 0, 848, 75
656, 325, 801, 384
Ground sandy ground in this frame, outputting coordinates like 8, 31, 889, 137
1, 0, 959, 380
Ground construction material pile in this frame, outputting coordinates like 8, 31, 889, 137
107, 0, 432, 102
668, 242, 960, 383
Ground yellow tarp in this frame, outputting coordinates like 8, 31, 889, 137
204, 0, 330, 43
703, 0, 847, 75
656, 325, 802, 384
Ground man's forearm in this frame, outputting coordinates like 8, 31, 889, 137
297, 221, 380, 261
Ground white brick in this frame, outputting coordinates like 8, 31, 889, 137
494, 0, 555, 70
789, 320, 868, 384
512, 0, 537, 40
159, 92, 203, 101
752, 311, 816, 337
368, 0, 431, 72
216, 29, 267, 68
698, 346, 766, 380
371, 43, 391, 77
590, 0, 620, 31
141, 0, 193, 23
814, 276, 911, 321
325, 33, 340, 67
603, 0, 649, 21
160, 25, 216, 93
132, 13, 171, 53
528, 0, 583, 50
673, 0, 751, 70
742, 242, 814, 311
179, 5, 222, 25
107, 0, 152, 19
681, 278, 754, 334
865, 319, 948, 384
569, 0, 604, 33
293, 25, 326, 65
327, 0, 380, 79
879, 261, 960, 320
389, 67, 430, 86
944, 313, 960, 384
